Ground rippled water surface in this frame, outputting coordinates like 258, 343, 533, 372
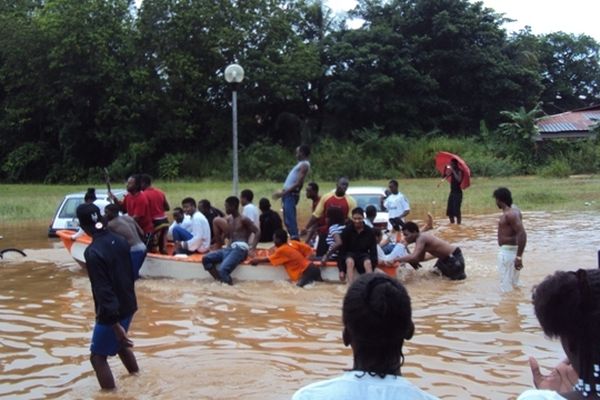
1, 212, 599, 399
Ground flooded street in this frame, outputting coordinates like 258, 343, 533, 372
1, 211, 599, 399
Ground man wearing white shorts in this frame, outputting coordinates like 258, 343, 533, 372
493, 187, 527, 292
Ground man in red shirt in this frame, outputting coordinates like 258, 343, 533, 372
303, 177, 357, 256
250, 229, 322, 287
140, 174, 170, 254
109, 174, 153, 245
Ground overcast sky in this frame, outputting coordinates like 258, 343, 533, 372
328, 0, 600, 41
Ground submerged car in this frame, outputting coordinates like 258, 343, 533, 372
346, 186, 389, 229
48, 189, 126, 237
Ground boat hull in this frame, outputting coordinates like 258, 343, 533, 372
56, 230, 346, 282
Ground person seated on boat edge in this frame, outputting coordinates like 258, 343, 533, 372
339, 207, 379, 284
140, 174, 170, 255
319, 207, 346, 278
109, 174, 154, 247
75, 203, 139, 390
292, 274, 439, 400
105, 204, 147, 280
250, 229, 323, 287
302, 176, 357, 257
373, 228, 409, 270
171, 197, 211, 256
202, 196, 260, 285
517, 269, 600, 400
240, 189, 260, 229
198, 199, 224, 244
393, 222, 466, 280
258, 198, 283, 243
167, 207, 191, 241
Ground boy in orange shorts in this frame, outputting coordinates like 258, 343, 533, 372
250, 229, 323, 287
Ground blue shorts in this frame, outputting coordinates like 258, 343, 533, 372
90, 315, 133, 356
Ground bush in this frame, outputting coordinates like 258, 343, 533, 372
158, 153, 185, 180
1, 142, 48, 182
536, 159, 572, 178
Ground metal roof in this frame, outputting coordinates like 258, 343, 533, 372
536, 108, 600, 134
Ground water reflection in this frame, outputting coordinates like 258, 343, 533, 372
0, 211, 598, 399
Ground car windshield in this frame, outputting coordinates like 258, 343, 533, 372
58, 198, 85, 218
352, 194, 385, 212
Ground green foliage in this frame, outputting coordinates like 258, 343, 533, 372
536, 159, 573, 178
1, 142, 48, 182
158, 154, 185, 181
238, 142, 293, 181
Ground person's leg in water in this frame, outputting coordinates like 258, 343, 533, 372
91, 354, 115, 389
202, 249, 225, 281
346, 256, 356, 284
117, 346, 139, 374
217, 247, 248, 285
296, 264, 323, 287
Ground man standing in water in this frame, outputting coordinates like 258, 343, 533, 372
273, 145, 310, 240
493, 187, 527, 292
76, 203, 139, 389
202, 196, 260, 285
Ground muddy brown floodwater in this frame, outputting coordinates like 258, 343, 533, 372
1, 212, 599, 399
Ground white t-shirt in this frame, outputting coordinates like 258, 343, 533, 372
243, 203, 260, 228
292, 371, 439, 400
167, 214, 192, 240
379, 243, 408, 264
383, 192, 410, 219
185, 211, 211, 253
517, 389, 566, 400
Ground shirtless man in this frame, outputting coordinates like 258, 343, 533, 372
202, 196, 260, 285
393, 221, 466, 280
493, 187, 527, 292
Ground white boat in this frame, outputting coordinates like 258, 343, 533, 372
56, 230, 402, 282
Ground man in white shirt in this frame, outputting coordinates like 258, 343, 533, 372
241, 189, 260, 228
383, 179, 410, 230
172, 197, 210, 254
167, 207, 191, 241
292, 274, 439, 400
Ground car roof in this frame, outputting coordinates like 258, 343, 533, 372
346, 186, 386, 195
63, 189, 126, 199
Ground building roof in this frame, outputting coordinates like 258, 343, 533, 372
535, 104, 600, 140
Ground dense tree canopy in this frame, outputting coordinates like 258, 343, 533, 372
0, 0, 598, 182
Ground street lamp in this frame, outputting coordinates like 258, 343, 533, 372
224, 63, 244, 196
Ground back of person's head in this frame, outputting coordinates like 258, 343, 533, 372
181, 197, 196, 207
493, 187, 513, 206
307, 181, 319, 193
225, 196, 240, 210
326, 206, 345, 226
402, 221, 419, 233
240, 189, 254, 203
259, 198, 271, 212
533, 268, 600, 395
343, 274, 414, 377
140, 173, 152, 188
104, 203, 120, 220
76, 203, 104, 234
198, 199, 211, 211
365, 205, 377, 219
273, 228, 288, 245
84, 188, 97, 202
299, 144, 310, 157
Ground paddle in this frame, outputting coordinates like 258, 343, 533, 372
103, 168, 114, 203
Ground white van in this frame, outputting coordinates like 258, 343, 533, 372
48, 189, 126, 237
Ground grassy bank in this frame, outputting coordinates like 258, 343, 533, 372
1, 176, 600, 225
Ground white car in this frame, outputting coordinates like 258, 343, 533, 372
48, 189, 126, 237
346, 186, 389, 229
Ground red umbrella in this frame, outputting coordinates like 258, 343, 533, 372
435, 151, 471, 190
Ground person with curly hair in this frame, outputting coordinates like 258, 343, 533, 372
292, 274, 439, 399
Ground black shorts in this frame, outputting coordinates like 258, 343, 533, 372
434, 247, 466, 280
343, 252, 372, 275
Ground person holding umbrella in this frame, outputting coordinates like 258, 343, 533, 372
435, 152, 470, 225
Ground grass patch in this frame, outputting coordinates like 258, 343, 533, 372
2, 176, 600, 225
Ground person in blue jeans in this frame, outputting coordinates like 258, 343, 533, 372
273, 145, 310, 240
202, 196, 260, 285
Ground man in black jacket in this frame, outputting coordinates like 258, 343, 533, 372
76, 203, 139, 389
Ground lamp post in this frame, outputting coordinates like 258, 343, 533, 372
224, 63, 244, 196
